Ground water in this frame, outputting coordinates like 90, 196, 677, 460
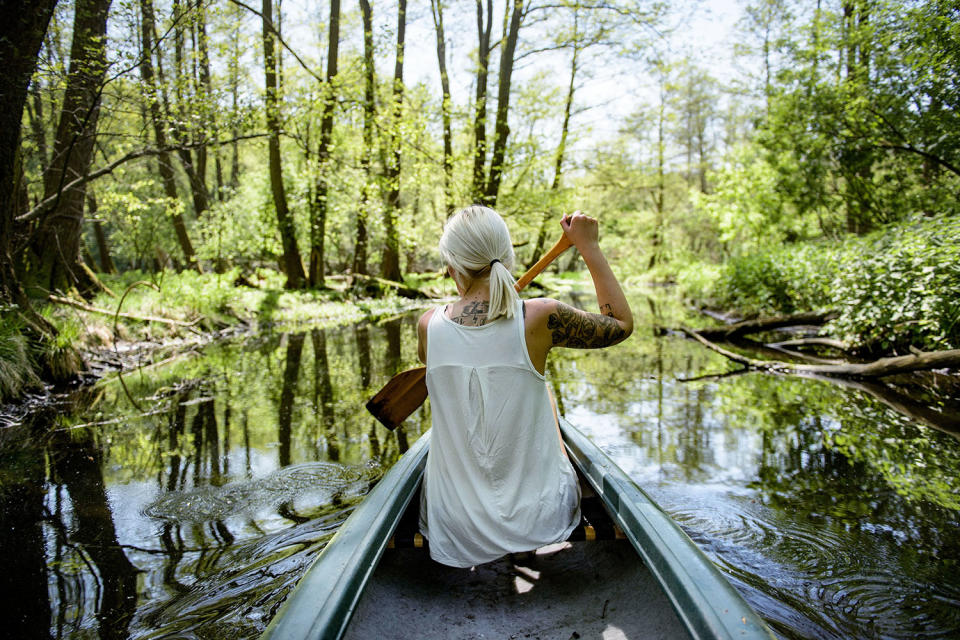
2, 293, 958, 639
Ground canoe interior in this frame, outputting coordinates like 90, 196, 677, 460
343, 470, 690, 640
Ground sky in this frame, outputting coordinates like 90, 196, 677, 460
404, 0, 746, 134
278, 0, 749, 141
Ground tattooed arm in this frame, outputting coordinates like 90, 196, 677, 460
524, 212, 633, 372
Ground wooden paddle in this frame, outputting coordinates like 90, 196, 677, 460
366, 233, 574, 429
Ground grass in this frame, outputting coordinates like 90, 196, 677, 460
0, 312, 37, 402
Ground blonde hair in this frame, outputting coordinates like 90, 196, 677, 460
439, 205, 519, 321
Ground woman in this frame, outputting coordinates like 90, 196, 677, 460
417, 206, 633, 568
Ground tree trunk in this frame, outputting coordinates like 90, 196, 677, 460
685, 328, 960, 380
431, 0, 454, 215
649, 73, 666, 269
87, 192, 116, 274
483, 0, 523, 207
29, 0, 112, 296
0, 0, 57, 306
228, 1, 241, 192
471, 0, 493, 202
262, 0, 306, 288
353, 0, 375, 276
196, 2, 223, 201
309, 0, 340, 288
27, 80, 49, 172
381, 0, 406, 283
140, 0, 201, 272
170, 0, 209, 219
694, 310, 839, 341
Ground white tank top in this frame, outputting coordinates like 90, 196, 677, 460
419, 299, 581, 567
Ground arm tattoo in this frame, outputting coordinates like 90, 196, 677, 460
600, 303, 615, 318
548, 302, 626, 348
451, 300, 490, 326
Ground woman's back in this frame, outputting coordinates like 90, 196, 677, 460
419, 300, 580, 568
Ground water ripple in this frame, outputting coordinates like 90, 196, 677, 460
667, 498, 960, 639
143, 461, 382, 523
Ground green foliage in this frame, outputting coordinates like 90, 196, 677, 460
0, 313, 38, 401
827, 216, 960, 352
755, 0, 960, 233
713, 243, 837, 314
712, 216, 960, 352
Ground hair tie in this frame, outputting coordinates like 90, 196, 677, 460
489, 258, 501, 268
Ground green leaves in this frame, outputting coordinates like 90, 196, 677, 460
714, 215, 960, 354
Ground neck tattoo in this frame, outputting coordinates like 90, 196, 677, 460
452, 300, 490, 326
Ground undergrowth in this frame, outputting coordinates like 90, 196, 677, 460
708, 215, 960, 353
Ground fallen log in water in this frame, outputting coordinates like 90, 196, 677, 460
682, 328, 960, 378
48, 294, 202, 328
694, 310, 839, 340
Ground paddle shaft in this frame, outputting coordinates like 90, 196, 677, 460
366, 233, 573, 429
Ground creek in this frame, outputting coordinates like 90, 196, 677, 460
1, 289, 958, 639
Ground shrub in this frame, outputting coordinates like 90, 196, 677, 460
711, 216, 960, 352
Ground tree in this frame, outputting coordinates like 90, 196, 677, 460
381, 0, 406, 283
262, 0, 306, 288
0, 0, 58, 329
471, 0, 494, 203
308, 0, 340, 288
483, 0, 524, 206
430, 0, 454, 215
672, 60, 718, 194
169, 0, 209, 218
28, 0, 112, 295
527, 1, 595, 267
353, 0, 375, 276
139, 0, 201, 271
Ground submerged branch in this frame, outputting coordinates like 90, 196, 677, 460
818, 376, 960, 441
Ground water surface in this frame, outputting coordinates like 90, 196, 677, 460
2, 292, 958, 639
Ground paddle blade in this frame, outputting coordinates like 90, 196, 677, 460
365, 367, 428, 430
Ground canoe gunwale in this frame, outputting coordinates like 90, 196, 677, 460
260, 431, 431, 640
559, 417, 776, 640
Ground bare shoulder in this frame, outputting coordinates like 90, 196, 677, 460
417, 308, 437, 364
523, 297, 559, 324
418, 307, 437, 331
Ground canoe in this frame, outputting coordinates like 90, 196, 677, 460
261, 418, 776, 640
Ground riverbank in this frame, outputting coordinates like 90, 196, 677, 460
1, 268, 445, 405
678, 215, 960, 358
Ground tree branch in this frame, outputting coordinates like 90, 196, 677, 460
694, 310, 838, 340
48, 294, 201, 327
226, 0, 324, 83
16, 134, 269, 224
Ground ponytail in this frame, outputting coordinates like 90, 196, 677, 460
487, 259, 519, 321
439, 205, 518, 321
